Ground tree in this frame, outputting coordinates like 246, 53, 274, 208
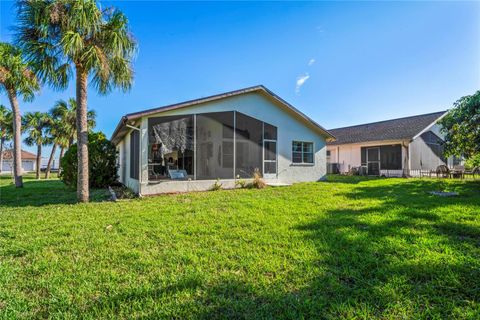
43, 113, 63, 179
60, 131, 118, 188
0, 42, 40, 187
439, 91, 480, 159
51, 98, 96, 148
47, 98, 96, 178
16, 0, 136, 202
0, 105, 13, 173
23, 111, 50, 179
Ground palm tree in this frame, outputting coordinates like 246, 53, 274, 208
47, 98, 96, 178
51, 98, 96, 148
0, 42, 40, 187
16, 0, 136, 202
0, 105, 13, 173
43, 114, 61, 179
23, 111, 50, 179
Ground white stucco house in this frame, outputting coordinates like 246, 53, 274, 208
326, 111, 458, 177
1, 149, 37, 173
111, 85, 335, 195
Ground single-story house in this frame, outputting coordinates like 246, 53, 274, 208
111, 85, 335, 195
326, 111, 457, 177
1, 149, 37, 173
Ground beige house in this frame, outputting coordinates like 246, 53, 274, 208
326, 111, 454, 177
1, 149, 37, 173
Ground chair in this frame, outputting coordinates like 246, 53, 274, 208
465, 166, 480, 179
436, 165, 450, 178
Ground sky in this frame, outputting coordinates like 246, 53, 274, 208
1, 1, 479, 157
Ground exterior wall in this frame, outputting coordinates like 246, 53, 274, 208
116, 92, 328, 195
1, 160, 35, 173
327, 140, 408, 174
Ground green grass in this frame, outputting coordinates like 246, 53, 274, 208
0, 174, 479, 319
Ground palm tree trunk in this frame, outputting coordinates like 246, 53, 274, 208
36, 143, 41, 179
7, 89, 23, 187
0, 136, 4, 173
76, 66, 89, 202
58, 146, 65, 177
45, 143, 57, 179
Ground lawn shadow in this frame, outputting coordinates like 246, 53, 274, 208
0, 178, 109, 207
288, 179, 480, 318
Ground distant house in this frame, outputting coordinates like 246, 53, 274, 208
111, 85, 335, 195
1, 149, 37, 173
326, 111, 457, 176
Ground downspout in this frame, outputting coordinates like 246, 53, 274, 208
126, 123, 143, 196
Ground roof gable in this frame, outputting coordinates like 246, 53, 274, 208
111, 85, 334, 144
327, 111, 447, 145
2, 149, 37, 160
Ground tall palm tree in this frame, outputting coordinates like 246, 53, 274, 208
0, 42, 40, 187
0, 105, 13, 173
23, 111, 50, 179
16, 0, 136, 202
47, 98, 96, 178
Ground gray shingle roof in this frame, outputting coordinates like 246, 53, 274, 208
111, 85, 335, 144
327, 111, 446, 145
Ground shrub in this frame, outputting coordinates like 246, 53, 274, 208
250, 169, 266, 189
210, 178, 223, 191
235, 179, 247, 188
60, 132, 118, 188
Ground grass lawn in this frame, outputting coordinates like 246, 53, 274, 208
0, 174, 479, 319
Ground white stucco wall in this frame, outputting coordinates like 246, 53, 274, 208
1, 160, 35, 173
116, 91, 328, 194
327, 140, 408, 174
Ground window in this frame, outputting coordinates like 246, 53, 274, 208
130, 130, 140, 180
292, 141, 314, 164
326, 150, 331, 156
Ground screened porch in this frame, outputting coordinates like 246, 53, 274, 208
145, 111, 278, 182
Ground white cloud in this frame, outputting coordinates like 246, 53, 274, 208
295, 73, 310, 94
308, 58, 316, 66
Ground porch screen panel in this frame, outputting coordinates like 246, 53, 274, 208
380, 145, 402, 170
130, 130, 139, 180
148, 115, 194, 179
196, 112, 234, 179
235, 112, 263, 178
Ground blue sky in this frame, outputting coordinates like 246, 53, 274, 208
1, 1, 479, 157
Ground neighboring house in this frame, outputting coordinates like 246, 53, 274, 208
1, 149, 37, 173
41, 158, 60, 170
326, 111, 456, 177
111, 85, 335, 195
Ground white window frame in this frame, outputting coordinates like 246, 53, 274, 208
292, 141, 315, 165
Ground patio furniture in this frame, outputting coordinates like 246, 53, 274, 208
436, 165, 450, 178
465, 166, 480, 179
451, 165, 465, 179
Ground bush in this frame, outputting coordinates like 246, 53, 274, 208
250, 169, 266, 189
60, 132, 118, 188
210, 178, 223, 191
465, 153, 480, 169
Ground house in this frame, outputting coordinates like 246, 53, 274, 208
326, 111, 456, 177
111, 85, 335, 195
1, 149, 37, 173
